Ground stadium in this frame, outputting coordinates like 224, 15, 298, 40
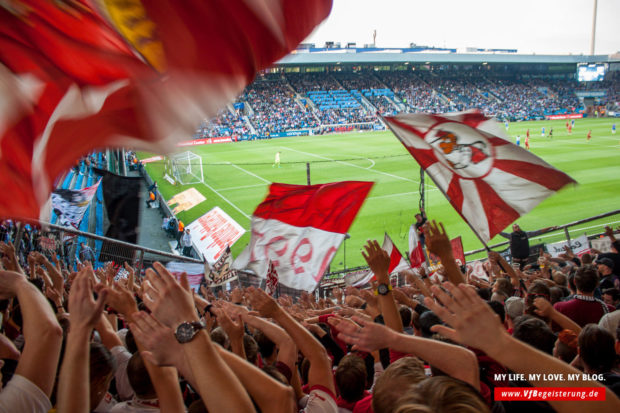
1, 1, 620, 412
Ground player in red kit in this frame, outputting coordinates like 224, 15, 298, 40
587, 130, 592, 141
524, 134, 530, 150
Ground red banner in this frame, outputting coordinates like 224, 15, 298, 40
545, 114, 584, 120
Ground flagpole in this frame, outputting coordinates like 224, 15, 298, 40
380, 114, 491, 252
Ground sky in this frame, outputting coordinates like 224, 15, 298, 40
304, 0, 620, 55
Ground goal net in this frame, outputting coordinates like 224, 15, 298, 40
171, 151, 204, 185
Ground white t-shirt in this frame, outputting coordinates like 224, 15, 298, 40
301, 385, 338, 413
111, 345, 134, 401
110, 397, 161, 413
0, 374, 51, 413
94, 392, 118, 412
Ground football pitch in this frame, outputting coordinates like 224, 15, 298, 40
143, 117, 620, 269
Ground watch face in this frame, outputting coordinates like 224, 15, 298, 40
378, 284, 389, 295
176, 322, 195, 343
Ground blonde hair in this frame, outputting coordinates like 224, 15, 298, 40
394, 376, 490, 413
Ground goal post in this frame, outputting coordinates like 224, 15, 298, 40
171, 151, 204, 185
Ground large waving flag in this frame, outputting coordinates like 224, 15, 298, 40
352, 233, 411, 287
385, 111, 576, 242
234, 182, 373, 292
0, 0, 332, 221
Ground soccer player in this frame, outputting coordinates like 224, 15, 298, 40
565, 120, 569, 130
612, 123, 616, 134
571, 118, 575, 128
568, 124, 572, 134
526, 128, 530, 139
541, 126, 545, 137
273, 151, 281, 168
549, 127, 553, 139
516, 135, 521, 146
587, 130, 592, 141
524, 134, 530, 150
504, 120, 509, 130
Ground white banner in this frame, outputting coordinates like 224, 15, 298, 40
590, 237, 612, 254
233, 217, 343, 292
546, 235, 590, 258
166, 261, 205, 292
206, 247, 237, 287
52, 179, 101, 232
187, 207, 245, 264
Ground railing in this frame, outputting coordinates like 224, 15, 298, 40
318, 209, 620, 285
463, 209, 620, 257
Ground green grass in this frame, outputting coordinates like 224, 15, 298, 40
143, 117, 620, 269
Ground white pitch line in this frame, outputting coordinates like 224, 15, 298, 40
219, 183, 267, 191
368, 188, 440, 200
230, 163, 270, 183
200, 181, 251, 220
280, 146, 420, 184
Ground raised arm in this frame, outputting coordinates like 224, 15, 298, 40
363, 240, 403, 333
58, 267, 107, 413
329, 315, 479, 390
142, 262, 254, 413
425, 282, 620, 413
246, 286, 335, 394
0, 270, 63, 397
534, 298, 581, 334
216, 346, 295, 413
425, 221, 465, 285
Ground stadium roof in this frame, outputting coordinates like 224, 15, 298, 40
277, 47, 618, 66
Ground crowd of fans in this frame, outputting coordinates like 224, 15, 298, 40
192, 71, 617, 138
0, 216, 619, 412
242, 78, 319, 136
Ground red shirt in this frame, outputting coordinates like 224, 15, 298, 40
553, 295, 614, 326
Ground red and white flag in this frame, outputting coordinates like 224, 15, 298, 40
234, 181, 373, 292
408, 225, 426, 269
352, 233, 410, 287
265, 261, 279, 297
385, 111, 576, 242
0, 0, 332, 221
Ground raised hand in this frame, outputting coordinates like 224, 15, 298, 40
245, 286, 280, 318
142, 262, 197, 328
68, 267, 108, 330
129, 311, 181, 367
328, 315, 391, 352
362, 240, 390, 283
423, 282, 505, 353
425, 221, 452, 258
0, 242, 21, 273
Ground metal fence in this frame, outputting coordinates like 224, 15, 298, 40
316, 209, 620, 289
10, 221, 203, 272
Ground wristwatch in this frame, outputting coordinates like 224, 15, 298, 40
375, 283, 393, 296
175, 320, 206, 343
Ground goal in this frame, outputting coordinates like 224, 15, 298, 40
171, 151, 204, 185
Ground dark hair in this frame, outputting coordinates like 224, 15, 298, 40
555, 330, 578, 364
488, 301, 505, 324
125, 328, 138, 354
210, 327, 230, 350
336, 354, 367, 403
399, 306, 413, 328
525, 282, 551, 320
262, 365, 288, 385
574, 266, 598, 293
549, 286, 565, 305
578, 324, 616, 374
419, 311, 442, 338
602, 288, 620, 302
90, 342, 116, 410
476, 288, 492, 301
494, 278, 514, 297
254, 329, 276, 359
128, 352, 156, 399
568, 273, 577, 292
513, 315, 556, 355
243, 334, 259, 365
